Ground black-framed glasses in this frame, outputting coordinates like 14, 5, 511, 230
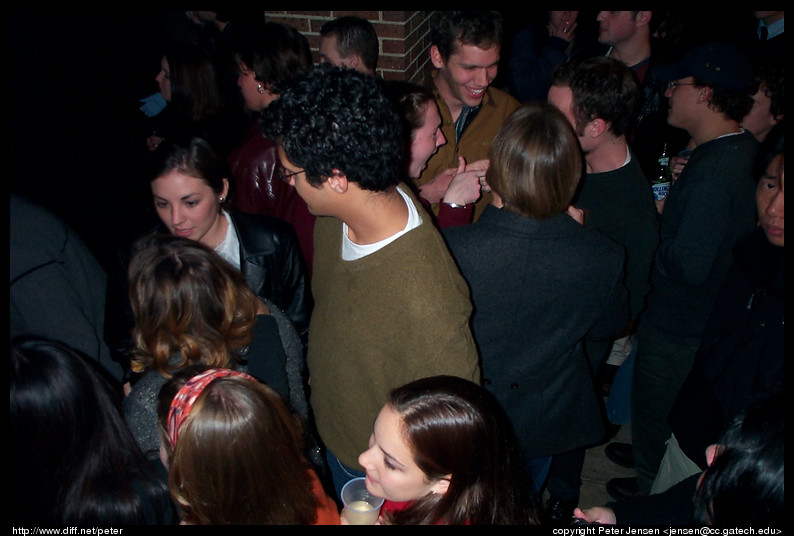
667, 81, 697, 91
277, 167, 303, 183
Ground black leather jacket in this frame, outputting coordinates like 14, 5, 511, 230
229, 209, 312, 338
104, 208, 312, 378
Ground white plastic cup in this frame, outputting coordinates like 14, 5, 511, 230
341, 477, 385, 525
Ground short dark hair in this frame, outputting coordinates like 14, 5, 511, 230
320, 15, 379, 73
430, 11, 503, 61
261, 66, 404, 192
693, 76, 754, 123
752, 64, 785, 118
233, 21, 313, 95
550, 56, 640, 137
693, 391, 783, 526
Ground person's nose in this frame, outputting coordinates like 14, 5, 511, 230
766, 189, 784, 217
473, 68, 490, 88
358, 447, 374, 471
170, 206, 185, 226
436, 129, 447, 148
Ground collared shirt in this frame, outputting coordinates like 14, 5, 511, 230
454, 104, 482, 143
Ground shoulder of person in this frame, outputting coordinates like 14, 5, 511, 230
229, 209, 298, 241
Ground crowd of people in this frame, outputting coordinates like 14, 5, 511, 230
10, 10, 783, 526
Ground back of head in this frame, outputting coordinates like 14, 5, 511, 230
551, 56, 640, 137
128, 233, 258, 374
487, 102, 583, 220
320, 16, 380, 73
234, 21, 313, 95
167, 371, 317, 524
261, 66, 404, 192
693, 391, 784, 526
386, 375, 539, 525
10, 335, 168, 525
431, 11, 503, 61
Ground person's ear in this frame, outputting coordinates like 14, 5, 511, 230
588, 118, 608, 138
698, 85, 712, 105
429, 475, 451, 496
221, 178, 230, 200
636, 11, 651, 26
430, 45, 446, 69
326, 169, 349, 194
705, 444, 720, 467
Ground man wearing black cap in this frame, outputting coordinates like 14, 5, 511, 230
606, 42, 759, 501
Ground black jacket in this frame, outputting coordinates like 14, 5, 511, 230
668, 227, 784, 468
104, 208, 312, 378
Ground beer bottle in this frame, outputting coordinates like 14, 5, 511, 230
651, 142, 672, 201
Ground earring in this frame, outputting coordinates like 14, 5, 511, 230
219, 197, 225, 203
257, 84, 265, 94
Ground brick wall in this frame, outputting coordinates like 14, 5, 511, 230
264, 11, 435, 84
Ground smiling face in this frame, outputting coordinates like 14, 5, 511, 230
409, 101, 446, 179
151, 170, 229, 248
756, 153, 784, 247
431, 41, 500, 113
358, 404, 449, 503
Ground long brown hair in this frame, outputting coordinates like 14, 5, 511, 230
128, 234, 259, 376
168, 374, 319, 524
384, 375, 540, 525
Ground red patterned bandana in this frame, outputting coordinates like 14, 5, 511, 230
167, 368, 256, 448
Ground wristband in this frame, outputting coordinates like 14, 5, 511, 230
443, 202, 468, 209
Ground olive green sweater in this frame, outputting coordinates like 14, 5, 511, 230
308, 187, 480, 468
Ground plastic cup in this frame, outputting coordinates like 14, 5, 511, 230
341, 477, 385, 525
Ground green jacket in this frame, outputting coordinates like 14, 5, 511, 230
415, 81, 520, 222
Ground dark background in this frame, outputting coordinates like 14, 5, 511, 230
10, 10, 757, 271
10, 11, 205, 270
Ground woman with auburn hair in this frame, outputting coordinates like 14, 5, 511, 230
443, 102, 630, 496
159, 368, 340, 525
123, 233, 308, 465
355, 375, 540, 525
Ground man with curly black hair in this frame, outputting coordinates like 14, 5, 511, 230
261, 66, 481, 501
